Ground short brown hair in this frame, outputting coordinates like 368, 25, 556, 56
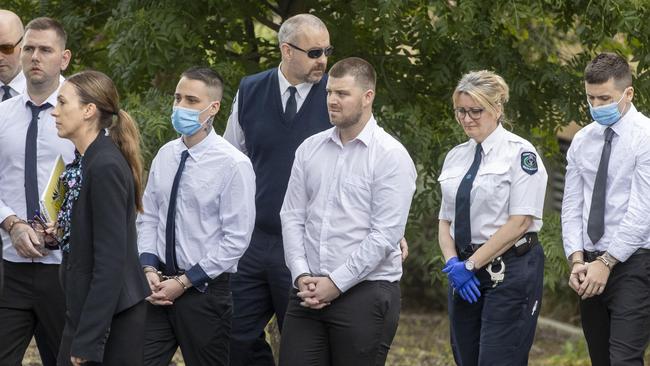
25, 17, 67, 47
329, 57, 376, 91
181, 66, 224, 100
584, 52, 632, 90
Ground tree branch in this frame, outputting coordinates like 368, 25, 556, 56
253, 14, 280, 32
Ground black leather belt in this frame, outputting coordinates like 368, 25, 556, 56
458, 232, 538, 260
584, 248, 650, 262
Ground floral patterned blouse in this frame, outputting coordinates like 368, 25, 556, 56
57, 151, 83, 253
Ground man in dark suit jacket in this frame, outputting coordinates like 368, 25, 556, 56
223, 14, 333, 365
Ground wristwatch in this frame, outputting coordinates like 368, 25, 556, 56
464, 260, 476, 272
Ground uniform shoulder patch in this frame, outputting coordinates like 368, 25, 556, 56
521, 152, 538, 175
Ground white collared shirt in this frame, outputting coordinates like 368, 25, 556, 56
562, 104, 650, 261
280, 116, 417, 293
223, 66, 315, 153
0, 71, 26, 100
0, 85, 75, 264
437, 124, 547, 244
137, 129, 256, 285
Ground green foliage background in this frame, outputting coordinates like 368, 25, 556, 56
6, 0, 650, 310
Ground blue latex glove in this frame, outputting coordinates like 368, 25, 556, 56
443, 256, 459, 272
458, 275, 481, 303
443, 260, 474, 289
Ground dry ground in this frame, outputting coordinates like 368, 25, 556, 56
22, 311, 640, 365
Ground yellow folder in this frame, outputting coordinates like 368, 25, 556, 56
40, 155, 66, 223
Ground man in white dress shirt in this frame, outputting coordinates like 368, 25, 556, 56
0, 8, 24, 296
562, 52, 650, 366
137, 67, 256, 366
0, 17, 73, 364
0, 9, 25, 102
279, 57, 416, 365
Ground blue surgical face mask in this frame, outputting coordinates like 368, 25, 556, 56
171, 104, 213, 136
588, 89, 629, 126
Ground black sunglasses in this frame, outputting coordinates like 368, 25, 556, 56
286, 42, 334, 59
0, 35, 23, 55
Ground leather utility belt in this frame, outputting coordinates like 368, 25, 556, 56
584, 248, 650, 263
458, 232, 538, 260
510, 232, 539, 257
459, 233, 538, 288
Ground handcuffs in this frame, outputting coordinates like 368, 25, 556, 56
143, 267, 188, 290
486, 257, 505, 288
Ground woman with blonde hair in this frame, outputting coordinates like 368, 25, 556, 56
437, 70, 547, 365
50, 70, 149, 365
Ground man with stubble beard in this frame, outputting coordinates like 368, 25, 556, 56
225, 15, 409, 365
0, 17, 73, 365
223, 13, 332, 366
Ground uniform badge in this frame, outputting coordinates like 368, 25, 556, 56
521, 152, 538, 175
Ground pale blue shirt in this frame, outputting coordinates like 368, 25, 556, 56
0, 84, 75, 264
562, 104, 650, 261
137, 129, 256, 287
281, 116, 417, 293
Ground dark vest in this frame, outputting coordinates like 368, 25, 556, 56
238, 68, 330, 235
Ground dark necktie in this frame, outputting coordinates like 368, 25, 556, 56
285, 86, 297, 121
454, 143, 483, 253
25, 101, 52, 219
587, 127, 614, 244
1, 85, 11, 101
165, 150, 190, 275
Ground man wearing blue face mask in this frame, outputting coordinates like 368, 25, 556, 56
562, 52, 650, 366
137, 67, 256, 366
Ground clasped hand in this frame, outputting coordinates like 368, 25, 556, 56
144, 272, 186, 306
296, 276, 341, 309
443, 257, 481, 304
10, 222, 47, 258
568, 261, 609, 300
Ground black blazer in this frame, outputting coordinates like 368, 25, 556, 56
61, 132, 149, 362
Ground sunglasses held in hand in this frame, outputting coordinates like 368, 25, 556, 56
30, 213, 61, 248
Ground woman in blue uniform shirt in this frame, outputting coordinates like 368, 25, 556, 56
437, 70, 548, 366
